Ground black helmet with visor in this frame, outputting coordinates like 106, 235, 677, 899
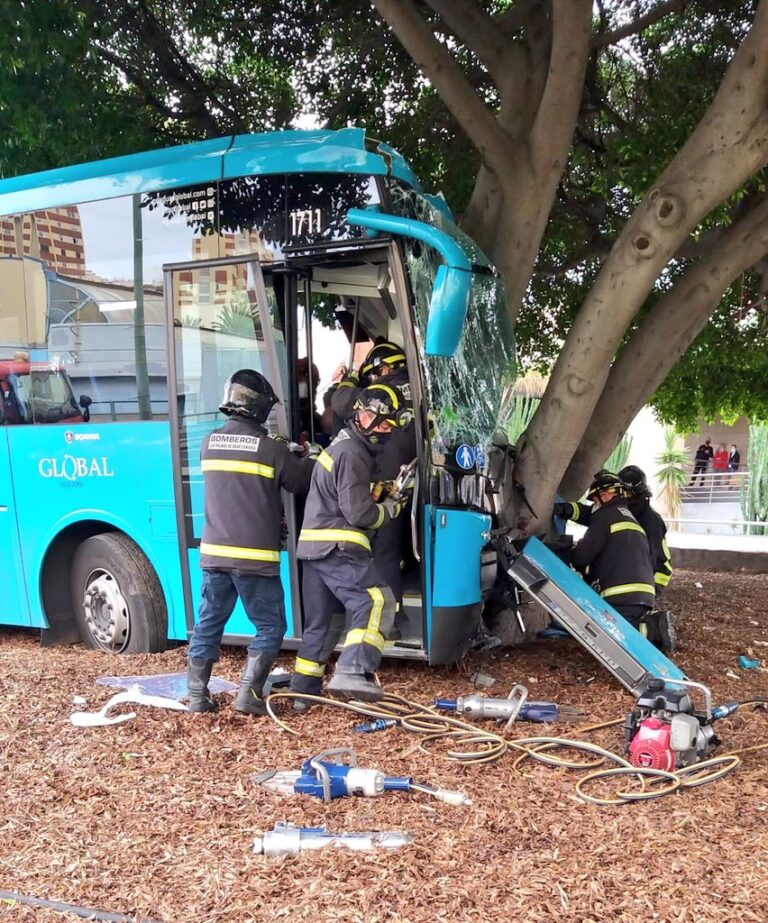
219, 369, 279, 424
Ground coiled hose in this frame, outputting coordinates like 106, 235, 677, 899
266, 693, 768, 806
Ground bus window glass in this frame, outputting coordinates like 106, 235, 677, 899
385, 182, 516, 447
9, 197, 177, 422
171, 260, 288, 540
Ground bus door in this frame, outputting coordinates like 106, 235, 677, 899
420, 449, 496, 665
0, 428, 31, 625
165, 256, 301, 644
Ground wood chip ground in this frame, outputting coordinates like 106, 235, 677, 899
0, 569, 766, 922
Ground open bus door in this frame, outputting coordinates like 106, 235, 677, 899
165, 255, 302, 645
0, 427, 31, 625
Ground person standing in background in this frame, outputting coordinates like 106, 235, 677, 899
727, 444, 741, 489
712, 444, 729, 486
689, 437, 713, 486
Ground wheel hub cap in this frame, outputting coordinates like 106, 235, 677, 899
82, 569, 130, 650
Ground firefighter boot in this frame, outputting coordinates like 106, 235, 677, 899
233, 652, 274, 716
187, 658, 217, 713
327, 670, 383, 703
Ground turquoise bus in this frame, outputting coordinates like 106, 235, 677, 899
0, 128, 513, 663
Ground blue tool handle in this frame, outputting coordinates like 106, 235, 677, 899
712, 702, 740, 720
435, 698, 458, 711
520, 702, 559, 723
382, 776, 413, 791
353, 719, 397, 733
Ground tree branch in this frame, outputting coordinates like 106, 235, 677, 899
531, 0, 592, 168
591, 0, 692, 50
424, 0, 508, 87
371, 0, 515, 179
561, 190, 768, 496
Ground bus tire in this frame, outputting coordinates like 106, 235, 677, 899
70, 532, 167, 654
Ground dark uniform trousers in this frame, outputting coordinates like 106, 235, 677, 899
292, 551, 396, 694
189, 570, 286, 662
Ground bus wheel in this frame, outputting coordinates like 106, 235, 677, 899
71, 533, 167, 654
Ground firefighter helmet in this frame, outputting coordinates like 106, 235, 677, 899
586, 469, 623, 502
619, 465, 651, 498
359, 341, 407, 383
353, 383, 412, 443
219, 369, 279, 423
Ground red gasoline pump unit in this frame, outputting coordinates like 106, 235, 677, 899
624, 679, 731, 771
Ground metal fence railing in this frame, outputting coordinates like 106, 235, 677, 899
682, 467, 748, 503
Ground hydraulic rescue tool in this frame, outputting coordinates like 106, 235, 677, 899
253, 821, 412, 856
436, 684, 587, 728
371, 457, 418, 503
252, 747, 471, 806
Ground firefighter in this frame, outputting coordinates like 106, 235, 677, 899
618, 465, 676, 649
290, 383, 411, 703
186, 369, 314, 716
570, 470, 655, 629
332, 340, 416, 637
555, 466, 675, 648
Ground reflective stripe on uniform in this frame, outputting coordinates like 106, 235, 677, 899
609, 521, 646, 535
295, 657, 326, 677
655, 572, 671, 587
343, 587, 386, 651
569, 501, 581, 520
199, 542, 280, 562
661, 538, 673, 574
366, 587, 384, 633
201, 459, 275, 478
370, 504, 385, 530
337, 379, 357, 389
601, 583, 655, 599
298, 528, 371, 551
344, 627, 386, 652
316, 451, 334, 472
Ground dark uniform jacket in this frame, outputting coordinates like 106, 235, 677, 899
331, 366, 416, 480
199, 417, 314, 576
297, 426, 394, 560
570, 496, 655, 609
565, 497, 672, 594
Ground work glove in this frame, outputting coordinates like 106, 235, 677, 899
382, 497, 403, 520
553, 501, 572, 520
303, 442, 323, 459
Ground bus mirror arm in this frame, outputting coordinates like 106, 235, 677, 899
79, 394, 92, 423
346, 208, 472, 358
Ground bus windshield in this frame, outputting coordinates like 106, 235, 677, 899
385, 181, 515, 447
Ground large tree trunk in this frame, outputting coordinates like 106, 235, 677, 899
508, 1, 768, 533
372, 0, 592, 324
560, 192, 768, 497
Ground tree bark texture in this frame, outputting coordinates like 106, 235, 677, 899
371, 0, 593, 325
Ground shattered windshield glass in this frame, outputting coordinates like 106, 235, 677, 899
385, 181, 516, 450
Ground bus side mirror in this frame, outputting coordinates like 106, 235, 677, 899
346, 207, 472, 358
79, 394, 92, 423
425, 265, 471, 357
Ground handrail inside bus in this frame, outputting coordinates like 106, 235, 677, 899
346, 207, 472, 358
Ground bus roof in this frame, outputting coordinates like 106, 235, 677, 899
0, 128, 422, 217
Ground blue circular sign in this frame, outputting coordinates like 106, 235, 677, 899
456, 444, 476, 470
